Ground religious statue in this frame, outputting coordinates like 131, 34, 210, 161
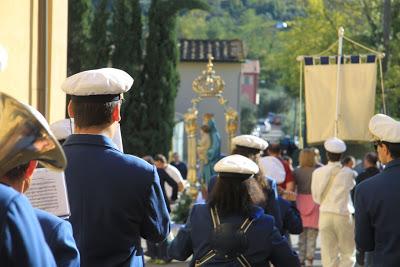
200, 113, 221, 185
197, 125, 211, 165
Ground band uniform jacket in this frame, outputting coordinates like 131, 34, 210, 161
355, 159, 400, 267
169, 204, 300, 266
35, 208, 80, 267
0, 184, 56, 266
63, 134, 170, 267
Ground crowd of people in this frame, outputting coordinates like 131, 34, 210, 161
1, 67, 400, 267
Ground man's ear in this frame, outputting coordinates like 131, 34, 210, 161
67, 100, 74, 118
25, 160, 38, 179
112, 102, 121, 123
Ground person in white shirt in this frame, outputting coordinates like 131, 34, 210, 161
311, 137, 355, 267
154, 154, 184, 201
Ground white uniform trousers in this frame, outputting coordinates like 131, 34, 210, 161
319, 212, 355, 267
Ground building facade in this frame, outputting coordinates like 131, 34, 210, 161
241, 60, 260, 105
0, 0, 68, 123
174, 39, 245, 158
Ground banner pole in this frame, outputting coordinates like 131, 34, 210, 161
335, 27, 344, 138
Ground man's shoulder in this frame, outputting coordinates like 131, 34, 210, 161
339, 166, 356, 177
104, 152, 155, 175
0, 186, 31, 224
356, 172, 384, 192
166, 164, 183, 179
312, 165, 328, 176
0, 184, 20, 206
34, 208, 64, 229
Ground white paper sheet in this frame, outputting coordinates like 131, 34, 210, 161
25, 168, 70, 218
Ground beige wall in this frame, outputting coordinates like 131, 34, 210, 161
177, 62, 242, 155
0, 0, 67, 123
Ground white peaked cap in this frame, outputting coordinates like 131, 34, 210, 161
232, 135, 268, 151
62, 68, 133, 96
0, 45, 8, 72
214, 154, 259, 175
259, 156, 286, 184
324, 137, 346, 153
50, 119, 74, 140
369, 114, 400, 143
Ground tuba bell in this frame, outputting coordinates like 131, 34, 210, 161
0, 92, 67, 177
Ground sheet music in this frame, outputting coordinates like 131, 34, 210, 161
25, 168, 70, 218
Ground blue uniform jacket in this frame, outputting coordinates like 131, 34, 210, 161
35, 208, 80, 267
0, 184, 56, 266
169, 204, 300, 266
355, 159, 400, 266
278, 197, 303, 235
63, 134, 170, 267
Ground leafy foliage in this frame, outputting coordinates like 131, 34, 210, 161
87, 0, 110, 68
129, 0, 209, 157
177, 0, 400, 122
67, 0, 92, 75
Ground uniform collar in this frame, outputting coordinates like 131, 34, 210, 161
250, 205, 265, 220
383, 158, 400, 171
327, 161, 341, 166
63, 134, 119, 151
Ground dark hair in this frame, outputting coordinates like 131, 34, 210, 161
382, 141, 400, 159
267, 144, 281, 155
341, 156, 355, 166
142, 155, 155, 165
4, 163, 30, 181
154, 154, 167, 164
208, 176, 252, 216
364, 152, 378, 165
71, 101, 118, 128
326, 151, 341, 162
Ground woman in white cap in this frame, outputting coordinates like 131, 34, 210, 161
222, 135, 283, 230
169, 155, 300, 266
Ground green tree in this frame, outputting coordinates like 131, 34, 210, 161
67, 0, 92, 75
136, 0, 209, 157
88, 0, 110, 68
240, 98, 257, 134
111, 0, 146, 155
111, 0, 142, 76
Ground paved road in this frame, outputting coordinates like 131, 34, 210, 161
146, 235, 323, 267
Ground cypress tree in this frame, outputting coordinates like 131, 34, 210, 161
88, 0, 110, 68
111, 0, 142, 75
111, 0, 146, 155
67, 0, 92, 75
138, 0, 209, 157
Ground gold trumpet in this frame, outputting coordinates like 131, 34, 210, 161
0, 92, 67, 177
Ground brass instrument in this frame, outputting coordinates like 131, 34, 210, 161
0, 92, 67, 177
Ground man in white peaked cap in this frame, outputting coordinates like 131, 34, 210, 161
61, 68, 170, 267
311, 137, 355, 267
355, 114, 400, 266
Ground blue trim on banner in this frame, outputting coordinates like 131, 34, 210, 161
303, 55, 376, 65
367, 55, 376, 63
304, 57, 313, 65
320, 57, 329, 65
351, 55, 360, 63
336, 56, 344, 64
